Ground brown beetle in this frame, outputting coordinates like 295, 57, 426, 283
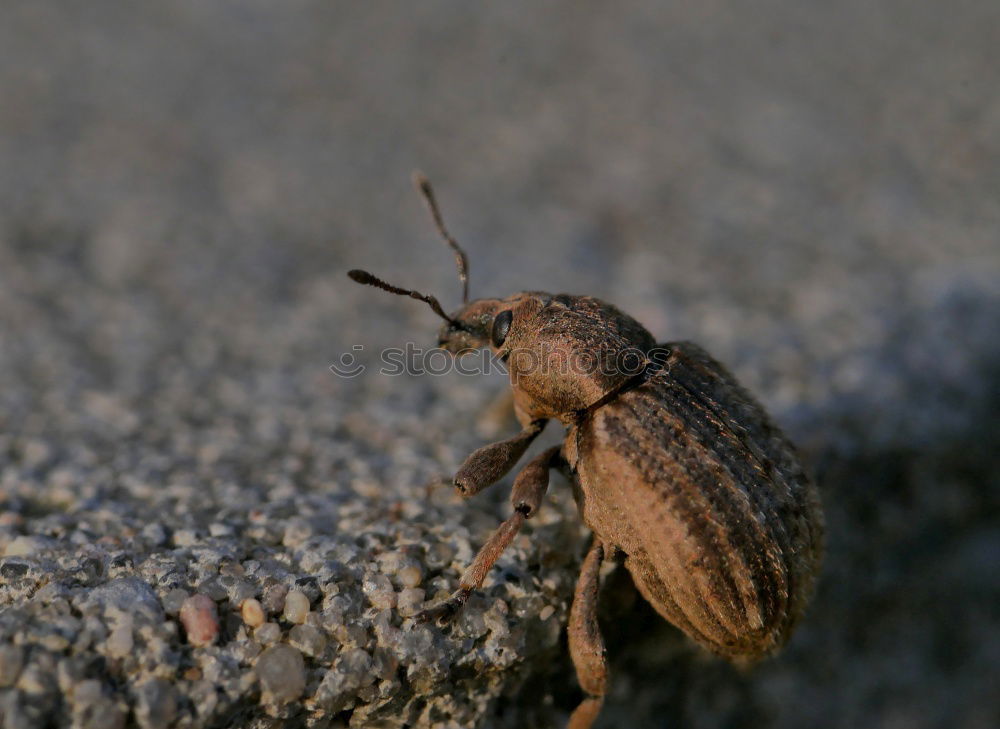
349, 175, 824, 729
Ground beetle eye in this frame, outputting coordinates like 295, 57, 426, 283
491, 310, 513, 348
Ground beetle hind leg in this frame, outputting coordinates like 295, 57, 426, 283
415, 445, 562, 626
567, 539, 608, 729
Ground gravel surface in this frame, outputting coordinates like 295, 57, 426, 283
1, 2, 999, 728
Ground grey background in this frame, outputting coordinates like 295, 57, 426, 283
1, 1, 998, 728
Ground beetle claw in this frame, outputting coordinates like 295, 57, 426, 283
414, 589, 471, 626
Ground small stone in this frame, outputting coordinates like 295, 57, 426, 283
282, 520, 313, 548
172, 528, 200, 547
208, 522, 234, 537
396, 588, 425, 617
362, 573, 393, 595
539, 605, 555, 621
241, 598, 265, 628
424, 541, 455, 569
362, 573, 395, 609
256, 644, 306, 704
4, 536, 54, 557
161, 588, 189, 616
140, 522, 168, 546
228, 579, 257, 606
376, 551, 406, 575
219, 560, 245, 576
0, 560, 29, 579
16, 662, 53, 695
289, 624, 327, 657
134, 678, 177, 729
371, 648, 399, 682
397, 565, 422, 589
107, 622, 134, 658
78, 577, 164, 624
182, 667, 202, 681
72, 679, 125, 729
368, 590, 396, 610
0, 644, 24, 686
36, 631, 71, 653
254, 622, 281, 645
333, 622, 369, 648
196, 577, 228, 602
261, 583, 289, 615
282, 589, 310, 624
179, 594, 219, 646
338, 647, 373, 684
0, 512, 24, 527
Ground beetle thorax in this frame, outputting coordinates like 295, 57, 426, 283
440, 292, 656, 419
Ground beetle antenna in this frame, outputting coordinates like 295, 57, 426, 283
347, 269, 460, 326
413, 171, 469, 303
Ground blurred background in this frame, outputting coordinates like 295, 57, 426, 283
1, 1, 998, 728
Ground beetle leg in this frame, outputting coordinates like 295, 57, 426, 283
416, 445, 561, 626
567, 539, 608, 729
414, 509, 526, 625
453, 418, 547, 496
510, 445, 561, 517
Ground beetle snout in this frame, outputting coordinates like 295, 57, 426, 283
435, 298, 505, 353
437, 322, 464, 351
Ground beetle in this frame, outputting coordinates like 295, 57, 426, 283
348, 174, 824, 729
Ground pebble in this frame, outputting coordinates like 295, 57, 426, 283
179, 594, 219, 646
140, 523, 168, 547
256, 644, 306, 704
241, 598, 265, 628
0, 560, 30, 579
288, 624, 327, 657
396, 588, 425, 617
4, 536, 54, 557
254, 622, 282, 645
227, 579, 257, 606
397, 565, 422, 589
161, 588, 190, 616
261, 583, 289, 615
363, 574, 396, 609
134, 678, 177, 729
368, 590, 396, 610
196, 577, 229, 602
208, 522, 235, 538
78, 578, 164, 624
107, 622, 134, 658
282, 589, 310, 624
0, 644, 24, 686
172, 529, 200, 547
72, 679, 126, 729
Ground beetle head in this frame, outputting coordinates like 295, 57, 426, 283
436, 292, 549, 354
436, 298, 503, 353
347, 174, 658, 419
349, 173, 536, 358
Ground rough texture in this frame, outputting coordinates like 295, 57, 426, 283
1, 2, 998, 728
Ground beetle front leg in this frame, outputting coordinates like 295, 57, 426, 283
567, 539, 608, 729
453, 418, 547, 496
416, 445, 561, 625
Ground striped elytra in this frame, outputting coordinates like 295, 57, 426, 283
565, 340, 824, 659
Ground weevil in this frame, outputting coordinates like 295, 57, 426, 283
348, 174, 824, 729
